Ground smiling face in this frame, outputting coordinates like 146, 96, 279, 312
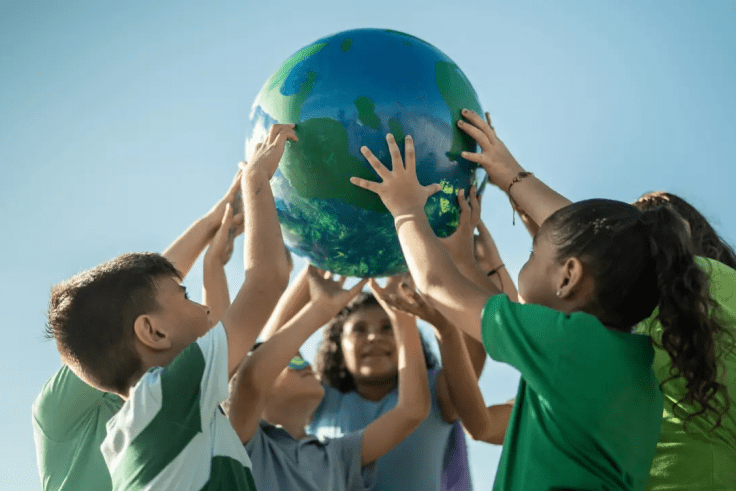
339, 304, 398, 384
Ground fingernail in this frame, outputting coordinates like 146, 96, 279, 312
406, 135, 412, 140
461, 151, 468, 156
386, 133, 394, 139
461, 109, 467, 114
361, 146, 368, 153
457, 120, 464, 126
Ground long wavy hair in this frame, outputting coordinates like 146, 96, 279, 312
315, 292, 439, 393
543, 198, 729, 429
632, 192, 734, 429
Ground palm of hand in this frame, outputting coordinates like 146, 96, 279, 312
350, 134, 441, 216
306, 266, 368, 317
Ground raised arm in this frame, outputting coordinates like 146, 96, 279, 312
228, 267, 368, 444
163, 169, 242, 277
359, 279, 431, 467
475, 220, 518, 301
385, 286, 512, 444
458, 110, 571, 227
202, 202, 244, 325
221, 124, 297, 376
259, 263, 311, 341
351, 134, 494, 341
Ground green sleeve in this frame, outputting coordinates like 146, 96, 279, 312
480, 294, 601, 399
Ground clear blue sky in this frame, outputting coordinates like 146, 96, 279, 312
2, 1, 735, 489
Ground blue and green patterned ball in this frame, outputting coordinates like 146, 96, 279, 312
247, 28, 484, 277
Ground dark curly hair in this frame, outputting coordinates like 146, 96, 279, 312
315, 292, 439, 393
543, 198, 729, 429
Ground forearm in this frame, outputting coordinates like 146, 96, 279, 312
241, 172, 290, 284
479, 403, 513, 445
360, 317, 429, 467
396, 211, 496, 341
435, 321, 494, 439
260, 268, 310, 340
202, 258, 230, 326
506, 175, 571, 227
222, 173, 291, 375
394, 317, 430, 421
457, 261, 499, 297
162, 216, 217, 278
241, 302, 327, 394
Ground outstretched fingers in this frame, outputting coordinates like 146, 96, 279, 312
461, 109, 495, 143
361, 145, 392, 181
350, 176, 382, 194
386, 133, 405, 171
403, 135, 416, 176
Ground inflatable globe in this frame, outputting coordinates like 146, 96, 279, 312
247, 28, 485, 277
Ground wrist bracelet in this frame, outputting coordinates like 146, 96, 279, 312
394, 214, 418, 229
507, 172, 533, 226
507, 171, 534, 194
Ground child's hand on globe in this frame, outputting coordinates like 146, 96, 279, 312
350, 133, 442, 218
243, 123, 298, 182
457, 109, 525, 190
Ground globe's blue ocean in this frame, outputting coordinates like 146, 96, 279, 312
247, 28, 485, 277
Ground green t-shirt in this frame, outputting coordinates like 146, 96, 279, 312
32, 365, 123, 490
482, 295, 663, 491
637, 257, 736, 490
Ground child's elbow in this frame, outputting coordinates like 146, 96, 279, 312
465, 421, 505, 445
406, 391, 431, 425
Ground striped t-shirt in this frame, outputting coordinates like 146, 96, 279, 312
101, 323, 256, 490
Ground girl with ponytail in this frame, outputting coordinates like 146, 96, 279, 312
349, 107, 725, 490
633, 192, 735, 491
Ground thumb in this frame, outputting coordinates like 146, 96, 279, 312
426, 182, 442, 197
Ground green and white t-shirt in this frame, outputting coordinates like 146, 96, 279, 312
101, 323, 256, 491
482, 295, 663, 491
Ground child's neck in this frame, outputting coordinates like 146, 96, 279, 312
354, 376, 397, 402
263, 399, 320, 441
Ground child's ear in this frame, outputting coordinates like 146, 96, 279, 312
134, 314, 172, 351
557, 257, 592, 304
